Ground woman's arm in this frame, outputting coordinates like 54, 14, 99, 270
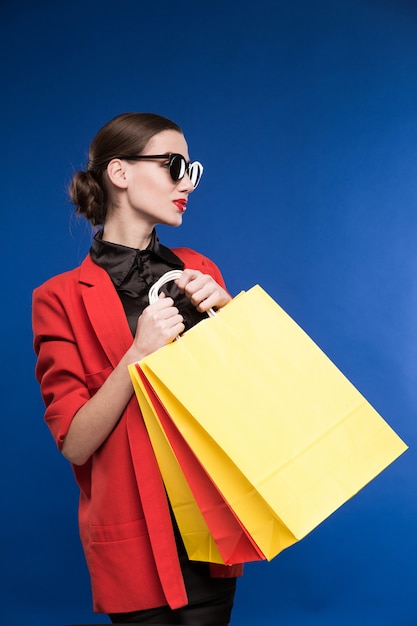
61, 295, 184, 465
34, 269, 230, 467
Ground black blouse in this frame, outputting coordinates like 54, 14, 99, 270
90, 229, 207, 337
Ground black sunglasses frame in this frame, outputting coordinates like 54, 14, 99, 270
112, 153, 203, 188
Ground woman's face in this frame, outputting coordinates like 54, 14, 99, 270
117, 129, 196, 228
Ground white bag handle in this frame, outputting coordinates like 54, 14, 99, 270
148, 269, 216, 318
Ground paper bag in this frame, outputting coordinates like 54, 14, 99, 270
132, 281, 407, 560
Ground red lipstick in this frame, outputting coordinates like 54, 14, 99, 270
173, 199, 187, 213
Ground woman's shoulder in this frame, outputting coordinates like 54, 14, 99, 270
172, 246, 216, 268
33, 255, 93, 297
35, 254, 110, 294
172, 246, 225, 286
34, 266, 80, 294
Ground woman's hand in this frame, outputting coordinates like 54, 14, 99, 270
175, 269, 231, 312
129, 294, 185, 361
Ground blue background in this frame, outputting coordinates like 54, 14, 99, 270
1, 0, 416, 624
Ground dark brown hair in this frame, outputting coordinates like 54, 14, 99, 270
69, 112, 182, 226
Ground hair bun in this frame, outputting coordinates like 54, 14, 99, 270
69, 169, 106, 226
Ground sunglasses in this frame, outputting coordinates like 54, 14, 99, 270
113, 153, 204, 189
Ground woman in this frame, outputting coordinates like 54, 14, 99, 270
32, 112, 243, 625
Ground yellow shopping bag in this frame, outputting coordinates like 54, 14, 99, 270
132, 273, 407, 560
131, 365, 266, 564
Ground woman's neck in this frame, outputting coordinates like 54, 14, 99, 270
101, 219, 153, 250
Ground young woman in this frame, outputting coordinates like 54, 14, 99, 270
32, 112, 243, 625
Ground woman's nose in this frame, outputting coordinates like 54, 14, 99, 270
178, 173, 195, 194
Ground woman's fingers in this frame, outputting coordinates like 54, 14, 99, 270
176, 270, 231, 311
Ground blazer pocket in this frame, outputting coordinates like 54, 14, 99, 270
85, 366, 113, 395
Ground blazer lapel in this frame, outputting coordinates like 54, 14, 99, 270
79, 255, 133, 367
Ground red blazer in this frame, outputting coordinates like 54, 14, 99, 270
33, 248, 242, 615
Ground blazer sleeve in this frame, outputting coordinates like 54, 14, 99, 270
172, 248, 228, 291
32, 281, 92, 450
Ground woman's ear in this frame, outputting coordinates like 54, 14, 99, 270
107, 159, 128, 189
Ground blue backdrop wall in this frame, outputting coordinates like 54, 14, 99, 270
1, 1, 416, 624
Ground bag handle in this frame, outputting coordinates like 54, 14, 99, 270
148, 270, 216, 318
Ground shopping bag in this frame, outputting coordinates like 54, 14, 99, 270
131, 365, 266, 564
132, 271, 407, 560
130, 368, 224, 564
